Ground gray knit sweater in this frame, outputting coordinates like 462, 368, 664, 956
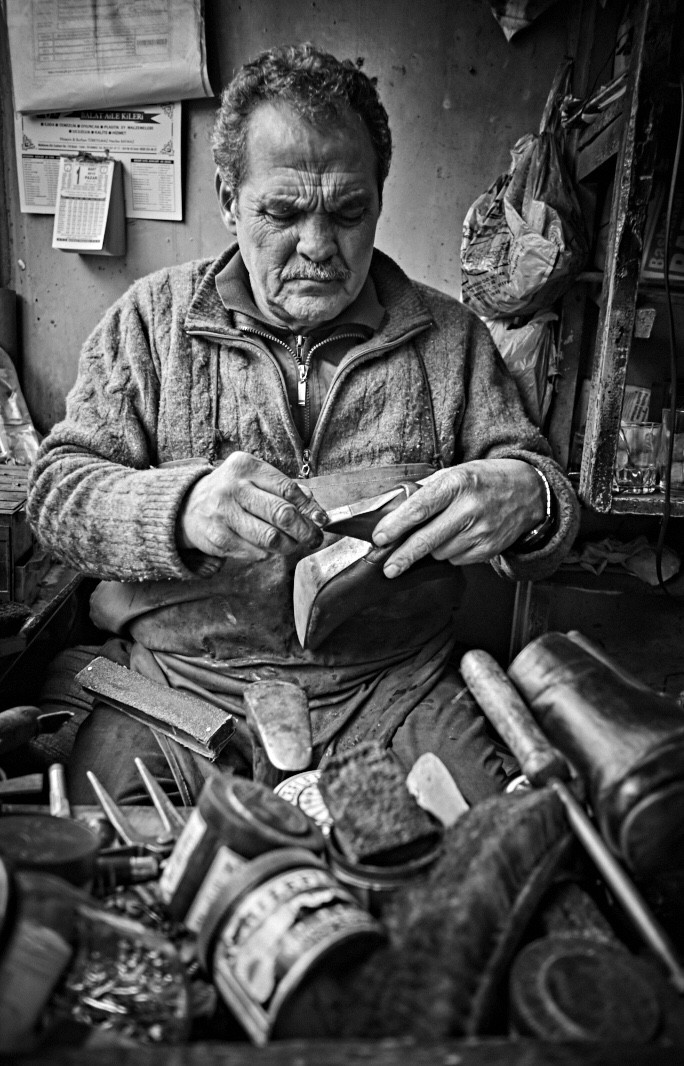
28, 246, 579, 666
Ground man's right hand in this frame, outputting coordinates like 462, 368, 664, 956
177, 452, 326, 560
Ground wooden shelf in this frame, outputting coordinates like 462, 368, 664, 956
610, 494, 684, 516
578, 0, 679, 514
576, 97, 625, 181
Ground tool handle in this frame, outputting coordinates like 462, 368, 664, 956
460, 649, 570, 786
0, 705, 42, 754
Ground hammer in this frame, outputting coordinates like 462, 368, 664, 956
460, 648, 684, 995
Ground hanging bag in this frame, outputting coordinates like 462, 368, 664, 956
460, 59, 588, 319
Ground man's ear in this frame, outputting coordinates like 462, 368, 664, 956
215, 172, 238, 235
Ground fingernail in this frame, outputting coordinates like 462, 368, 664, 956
384, 562, 400, 578
374, 531, 388, 546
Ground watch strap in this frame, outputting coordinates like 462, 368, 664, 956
510, 467, 556, 555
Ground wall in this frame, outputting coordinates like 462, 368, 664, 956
1, 0, 582, 433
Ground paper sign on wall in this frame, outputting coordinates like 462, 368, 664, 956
15, 104, 183, 221
52, 156, 125, 256
6, 0, 212, 114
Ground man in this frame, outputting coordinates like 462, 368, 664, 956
28, 44, 579, 805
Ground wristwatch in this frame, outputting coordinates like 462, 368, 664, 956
511, 467, 556, 554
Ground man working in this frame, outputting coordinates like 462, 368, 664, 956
28, 44, 579, 806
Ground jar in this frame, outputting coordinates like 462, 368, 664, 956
325, 827, 443, 914
159, 774, 324, 931
196, 847, 385, 1046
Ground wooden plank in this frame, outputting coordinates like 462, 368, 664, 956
580, 0, 679, 513
547, 284, 589, 470
576, 102, 625, 181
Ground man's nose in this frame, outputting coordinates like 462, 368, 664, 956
296, 214, 337, 262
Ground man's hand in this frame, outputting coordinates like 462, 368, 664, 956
177, 452, 327, 559
372, 459, 547, 577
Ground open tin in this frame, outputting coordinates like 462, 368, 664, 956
159, 775, 324, 931
196, 847, 385, 1046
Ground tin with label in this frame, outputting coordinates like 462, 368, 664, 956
159, 775, 324, 929
274, 770, 333, 835
196, 847, 385, 1046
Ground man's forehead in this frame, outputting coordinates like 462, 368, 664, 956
242, 101, 376, 182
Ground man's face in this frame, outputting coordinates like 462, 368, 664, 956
220, 102, 381, 332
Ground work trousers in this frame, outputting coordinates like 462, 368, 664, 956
37, 643, 518, 808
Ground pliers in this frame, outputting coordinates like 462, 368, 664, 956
87, 757, 186, 856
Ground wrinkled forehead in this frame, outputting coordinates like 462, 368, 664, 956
242, 101, 378, 187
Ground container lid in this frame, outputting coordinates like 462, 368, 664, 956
200, 776, 325, 857
196, 847, 326, 971
326, 827, 442, 892
509, 935, 661, 1043
0, 814, 99, 887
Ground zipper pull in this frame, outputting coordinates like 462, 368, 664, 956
297, 363, 309, 407
300, 449, 311, 478
295, 335, 308, 407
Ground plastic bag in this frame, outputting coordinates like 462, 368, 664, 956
460, 61, 588, 319
485, 311, 558, 428
490, 1, 563, 42
0, 346, 41, 465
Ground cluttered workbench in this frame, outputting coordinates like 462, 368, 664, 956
2, 631, 684, 1062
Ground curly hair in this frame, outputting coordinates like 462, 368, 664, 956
212, 43, 392, 205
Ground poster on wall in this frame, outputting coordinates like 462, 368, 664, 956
6, 0, 212, 113
14, 104, 183, 221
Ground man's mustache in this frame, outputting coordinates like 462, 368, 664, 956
283, 263, 351, 282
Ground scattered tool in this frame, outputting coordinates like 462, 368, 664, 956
48, 762, 71, 818
243, 679, 312, 787
460, 649, 570, 787
406, 752, 470, 827
460, 647, 684, 995
87, 758, 185, 856
322, 482, 422, 540
0, 773, 44, 801
0, 705, 73, 756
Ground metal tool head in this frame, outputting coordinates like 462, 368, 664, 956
86, 765, 178, 855
243, 680, 312, 773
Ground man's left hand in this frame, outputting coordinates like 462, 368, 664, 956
372, 459, 547, 577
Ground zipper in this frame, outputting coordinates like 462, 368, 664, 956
186, 321, 432, 479
240, 325, 366, 447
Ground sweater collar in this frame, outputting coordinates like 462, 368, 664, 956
184, 244, 434, 344
214, 250, 385, 338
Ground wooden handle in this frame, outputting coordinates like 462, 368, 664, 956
0, 705, 42, 755
460, 649, 570, 786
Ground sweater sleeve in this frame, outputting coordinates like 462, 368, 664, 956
455, 309, 581, 583
27, 284, 214, 582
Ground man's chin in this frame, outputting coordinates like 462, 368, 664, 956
273, 293, 351, 330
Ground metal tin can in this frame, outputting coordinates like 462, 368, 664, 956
325, 827, 443, 914
196, 847, 385, 1046
159, 775, 324, 930
274, 770, 333, 835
